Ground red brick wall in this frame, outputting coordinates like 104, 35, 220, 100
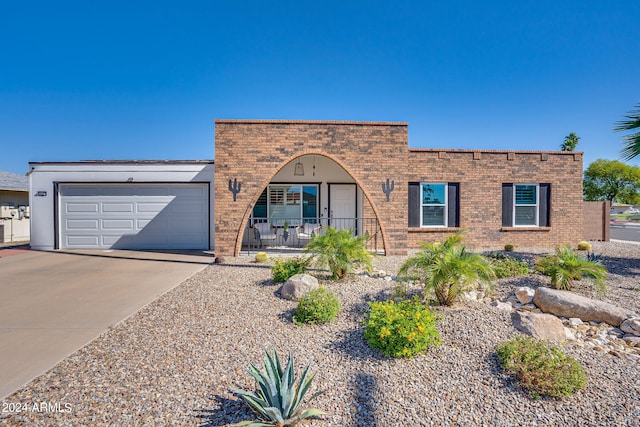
583, 201, 610, 241
214, 120, 408, 256
406, 149, 584, 251
214, 121, 584, 255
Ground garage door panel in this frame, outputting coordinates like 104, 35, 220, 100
103, 203, 134, 213
66, 203, 99, 213
66, 219, 100, 230
137, 203, 169, 213
60, 184, 209, 249
102, 219, 135, 230
67, 236, 100, 247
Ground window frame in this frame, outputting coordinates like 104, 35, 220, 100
512, 183, 539, 227
420, 182, 448, 228
253, 184, 319, 225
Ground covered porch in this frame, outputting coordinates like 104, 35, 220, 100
239, 154, 384, 254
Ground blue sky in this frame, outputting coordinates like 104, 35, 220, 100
1, 1, 639, 175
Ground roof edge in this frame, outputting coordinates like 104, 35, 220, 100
214, 119, 407, 126
29, 160, 214, 166
409, 148, 583, 155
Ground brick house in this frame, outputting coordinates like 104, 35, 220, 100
214, 120, 583, 257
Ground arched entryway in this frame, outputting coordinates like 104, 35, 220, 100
236, 153, 387, 255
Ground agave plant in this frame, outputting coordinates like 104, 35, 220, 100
398, 232, 495, 306
231, 350, 324, 427
535, 245, 607, 295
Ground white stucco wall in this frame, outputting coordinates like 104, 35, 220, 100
29, 162, 214, 250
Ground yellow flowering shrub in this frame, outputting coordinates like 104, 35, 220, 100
363, 297, 441, 357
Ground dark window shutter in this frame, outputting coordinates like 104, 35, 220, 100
502, 184, 513, 227
447, 183, 459, 227
539, 183, 550, 226
408, 182, 420, 227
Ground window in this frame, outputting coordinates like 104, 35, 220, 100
514, 184, 538, 226
252, 185, 318, 225
502, 183, 550, 227
408, 182, 459, 228
421, 183, 447, 227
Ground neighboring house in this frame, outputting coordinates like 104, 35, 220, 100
29, 120, 584, 254
0, 170, 29, 208
0, 170, 30, 243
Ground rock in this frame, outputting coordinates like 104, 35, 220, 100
620, 318, 640, 336
511, 311, 567, 341
568, 317, 583, 327
532, 287, 638, 327
492, 301, 513, 312
462, 291, 479, 301
515, 287, 535, 304
214, 256, 225, 264
280, 274, 319, 301
564, 327, 577, 341
623, 335, 640, 347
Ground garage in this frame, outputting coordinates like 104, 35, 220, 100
57, 183, 209, 249
58, 183, 210, 249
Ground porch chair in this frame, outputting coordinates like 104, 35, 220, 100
253, 222, 277, 248
295, 223, 322, 245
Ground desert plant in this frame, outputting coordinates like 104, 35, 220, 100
231, 350, 325, 426
535, 245, 607, 294
504, 244, 515, 252
398, 233, 496, 306
304, 227, 373, 280
364, 297, 441, 357
271, 257, 311, 283
255, 252, 269, 263
577, 241, 592, 251
489, 256, 531, 278
496, 336, 586, 398
293, 287, 340, 325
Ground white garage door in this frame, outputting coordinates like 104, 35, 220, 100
59, 183, 209, 249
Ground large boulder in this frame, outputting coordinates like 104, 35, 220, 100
511, 311, 567, 341
280, 274, 319, 301
533, 287, 637, 327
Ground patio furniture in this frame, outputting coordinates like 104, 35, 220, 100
295, 223, 322, 243
254, 222, 277, 247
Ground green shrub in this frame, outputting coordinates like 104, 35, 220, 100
255, 252, 269, 263
496, 336, 586, 398
271, 256, 311, 282
231, 350, 325, 426
398, 232, 496, 306
304, 227, 373, 280
577, 241, 592, 251
535, 245, 607, 294
504, 244, 515, 252
364, 297, 441, 357
490, 257, 531, 278
294, 287, 340, 325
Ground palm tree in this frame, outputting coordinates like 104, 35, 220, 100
398, 233, 495, 306
561, 132, 580, 151
615, 103, 640, 160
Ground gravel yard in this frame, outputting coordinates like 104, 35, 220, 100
1, 241, 639, 426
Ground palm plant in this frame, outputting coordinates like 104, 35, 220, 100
616, 103, 640, 160
231, 350, 324, 426
398, 233, 495, 306
535, 245, 607, 295
304, 227, 373, 280
561, 132, 580, 151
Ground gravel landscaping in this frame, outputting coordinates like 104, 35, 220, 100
1, 241, 639, 426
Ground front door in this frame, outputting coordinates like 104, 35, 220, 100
329, 184, 356, 231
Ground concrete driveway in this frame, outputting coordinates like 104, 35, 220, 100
0, 249, 213, 399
